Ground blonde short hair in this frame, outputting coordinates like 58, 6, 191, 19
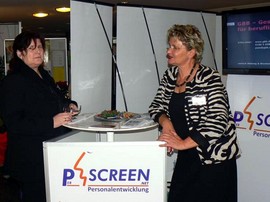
167, 24, 204, 63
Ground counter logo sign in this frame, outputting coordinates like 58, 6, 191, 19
61, 151, 151, 194
62, 152, 88, 186
234, 96, 270, 138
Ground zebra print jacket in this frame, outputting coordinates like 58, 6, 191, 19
149, 64, 241, 165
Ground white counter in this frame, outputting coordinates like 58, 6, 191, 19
43, 130, 167, 202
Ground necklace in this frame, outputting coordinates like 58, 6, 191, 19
175, 63, 197, 87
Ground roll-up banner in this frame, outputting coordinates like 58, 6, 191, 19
227, 74, 270, 202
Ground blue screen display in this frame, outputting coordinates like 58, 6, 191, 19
223, 7, 270, 75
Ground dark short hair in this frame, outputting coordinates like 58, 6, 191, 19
8, 31, 45, 73
12, 31, 45, 59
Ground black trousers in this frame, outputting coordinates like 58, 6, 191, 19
20, 180, 46, 202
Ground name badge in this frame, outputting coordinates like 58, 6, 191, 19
191, 95, 206, 106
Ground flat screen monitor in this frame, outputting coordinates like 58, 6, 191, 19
222, 7, 270, 75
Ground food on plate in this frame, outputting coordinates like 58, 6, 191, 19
121, 112, 136, 119
96, 110, 138, 119
98, 110, 121, 119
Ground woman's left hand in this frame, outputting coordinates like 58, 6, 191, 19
53, 112, 73, 128
158, 131, 185, 151
158, 131, 198, 151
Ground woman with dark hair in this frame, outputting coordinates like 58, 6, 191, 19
0, 31, 78, 201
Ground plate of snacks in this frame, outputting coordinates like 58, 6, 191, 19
94, 110, 140, 122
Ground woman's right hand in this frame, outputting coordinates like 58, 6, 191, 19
53, 112, 72, 128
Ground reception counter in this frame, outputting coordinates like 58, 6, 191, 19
43, 113, 167, 201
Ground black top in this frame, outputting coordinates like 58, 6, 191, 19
168, 92, 189, 139
168, 91, 200, 174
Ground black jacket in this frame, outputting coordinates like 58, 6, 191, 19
0, 60, 75, 181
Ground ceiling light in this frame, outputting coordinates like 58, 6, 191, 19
33, 12, 48, 18
56, 7, 71, 13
